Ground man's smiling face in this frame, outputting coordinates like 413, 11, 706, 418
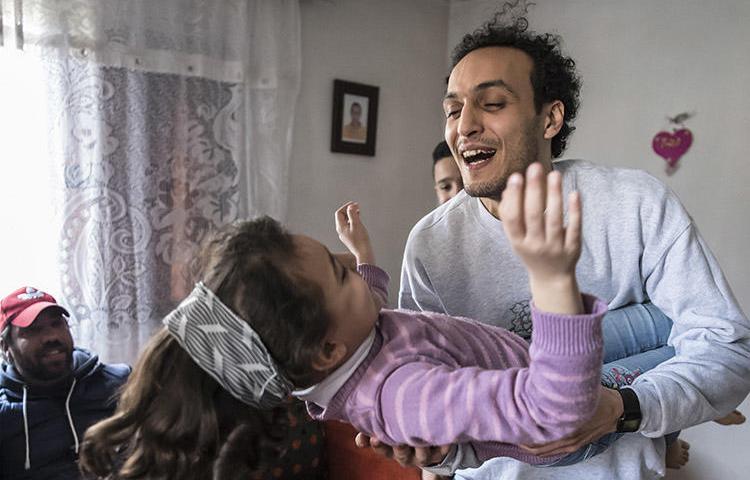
443, 46, 549, 200
6, 309, 74, 383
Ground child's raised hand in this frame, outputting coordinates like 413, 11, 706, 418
335, 201, 375, 265
500, 163, 583, 314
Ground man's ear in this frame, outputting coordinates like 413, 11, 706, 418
310, 340, 347, 373
543, 100, 565, 140
0, 336, 12, 364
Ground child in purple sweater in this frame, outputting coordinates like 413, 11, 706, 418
156, 167, 676, 471
78, 168, 742, 479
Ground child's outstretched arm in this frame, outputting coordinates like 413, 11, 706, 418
335, 201, 388, 309
500, 163, 583, 315
335, 201, 375, 265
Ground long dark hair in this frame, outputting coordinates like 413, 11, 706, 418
79, 329, 287, 479
80, 217, 330, 479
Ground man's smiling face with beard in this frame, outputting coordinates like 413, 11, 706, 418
442, 47, 551, 201
6, 309, 74, 384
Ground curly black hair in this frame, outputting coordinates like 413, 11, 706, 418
451, 15, 581, 158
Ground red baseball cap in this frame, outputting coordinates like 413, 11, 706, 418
0, 287, 69, 333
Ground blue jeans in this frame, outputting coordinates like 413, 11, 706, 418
545, 302, 677, 467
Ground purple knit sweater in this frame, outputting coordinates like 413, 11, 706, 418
306, 265, 606, 465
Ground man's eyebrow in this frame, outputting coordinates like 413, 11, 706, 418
444, 79, 517, 101
476, 79, 517, 97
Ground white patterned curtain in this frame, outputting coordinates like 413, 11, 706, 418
0, 0, 301, 363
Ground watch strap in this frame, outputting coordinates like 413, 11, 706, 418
616, 387, 642, 433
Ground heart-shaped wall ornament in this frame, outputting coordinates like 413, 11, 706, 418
652, 128, 693, 171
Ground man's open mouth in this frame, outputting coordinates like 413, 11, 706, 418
41, 348, 67, 359
461, 148, 496, 165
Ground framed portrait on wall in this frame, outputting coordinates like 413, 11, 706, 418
331, 79, 379, 156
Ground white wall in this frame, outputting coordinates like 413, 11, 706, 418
287, 0, 449, 298
448, 1, 750, 478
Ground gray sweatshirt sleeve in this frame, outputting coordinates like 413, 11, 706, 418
633, 221, 750, 436
399, 232, 446, 313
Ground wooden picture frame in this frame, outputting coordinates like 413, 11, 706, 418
331, 79, 379, 156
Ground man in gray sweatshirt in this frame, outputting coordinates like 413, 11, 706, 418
393, 16, 749, 480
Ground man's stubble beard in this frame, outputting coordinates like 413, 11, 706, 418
10, 346, 73, 382
463, 127, 540, 200
464, 179, 507, 201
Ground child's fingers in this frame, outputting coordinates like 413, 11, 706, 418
335, 202, 354, 232
564, 191, 582, 253
337, 201, 356, 213
346, 202, 362, 227
335, 208, 347, 232
523, 163, 546, 240
544, 171, 563, 244
500, 172, 525, 240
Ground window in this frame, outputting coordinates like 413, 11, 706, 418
0, 47, 61, 294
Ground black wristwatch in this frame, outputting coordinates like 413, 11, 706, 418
616, 387, 642, 432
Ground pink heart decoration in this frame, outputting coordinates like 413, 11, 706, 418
652, 128, 693, 168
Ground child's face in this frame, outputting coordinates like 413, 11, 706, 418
293, 235, 379, 359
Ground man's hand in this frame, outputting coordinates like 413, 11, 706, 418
335, 201, 375, 265
354, 432, 451, 468
520, 386, 623, 457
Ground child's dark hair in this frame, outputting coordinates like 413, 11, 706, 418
451, 14, 581, 158
79, 329, 288, 480
201, 216, 330, 387
79, 217, 329, 479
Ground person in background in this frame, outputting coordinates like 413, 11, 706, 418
432, 140, 464, 205
0, 286, 131, 480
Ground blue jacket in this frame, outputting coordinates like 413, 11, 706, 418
0, 348, 130, 480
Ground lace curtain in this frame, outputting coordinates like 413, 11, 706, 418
0, 0, 301, 363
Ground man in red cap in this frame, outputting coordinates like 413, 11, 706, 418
0, 286, 130, 480
1, 287, 75, 384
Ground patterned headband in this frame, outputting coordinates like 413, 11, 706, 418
163, 282, 293, 408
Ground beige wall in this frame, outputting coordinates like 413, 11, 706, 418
288, 0, 450, 300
